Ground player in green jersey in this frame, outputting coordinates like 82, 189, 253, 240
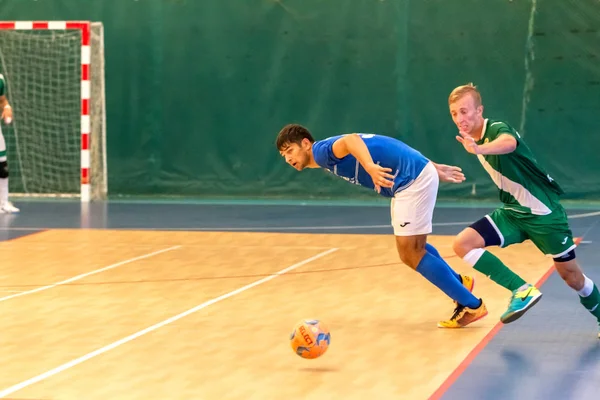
444, 83, 600, 337
0, 73, 18, 213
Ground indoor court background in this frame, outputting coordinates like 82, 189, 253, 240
1, 0, 600, 399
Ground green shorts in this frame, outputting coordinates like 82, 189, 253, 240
487, 206, 575, 258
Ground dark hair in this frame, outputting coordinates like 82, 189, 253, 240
276, 124, 315, 150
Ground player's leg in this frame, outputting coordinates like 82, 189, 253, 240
423, 241, 477, 293
391, 163, 467, 285
454, 214, 529, 291
422, 238, 476, 303
527, 206, 600, 337
554, 257, 600, 338
0, 127, 19, 213
395, 234, 483, 311
391, 162, 486, 328
453, 209, 542, 323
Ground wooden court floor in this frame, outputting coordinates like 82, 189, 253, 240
0, 229, 554, 400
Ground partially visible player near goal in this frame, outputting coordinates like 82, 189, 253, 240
0, 73, 19, 213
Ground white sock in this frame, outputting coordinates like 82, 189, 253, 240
463, 248, 485, 267
0, 177, 7, 204
578, 275, 594, 297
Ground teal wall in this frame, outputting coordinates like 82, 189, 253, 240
1, 0, 598, 200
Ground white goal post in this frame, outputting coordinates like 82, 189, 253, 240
0, 21, 107, 202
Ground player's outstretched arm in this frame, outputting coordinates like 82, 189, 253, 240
332, 134, 394, 191
478, 134, 517, 155
456, 131, 516, 155
431, 162, 466, 184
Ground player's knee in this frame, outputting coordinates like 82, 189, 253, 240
398, 252, 415, 269
453, 218, 498, 259
0, 161, 8, 179
452, 230, 480, 258
399, 252, 424, 269
452, 237, 471, 258
395, 238, 427, 269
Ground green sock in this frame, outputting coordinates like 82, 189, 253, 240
579, 284, 600, 321
473, 250, 527, 291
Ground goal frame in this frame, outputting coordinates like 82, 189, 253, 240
0, 20, 94, 202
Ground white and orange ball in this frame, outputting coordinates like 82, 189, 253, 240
289, 319, 331, 359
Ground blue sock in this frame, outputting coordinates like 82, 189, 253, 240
416, 252, 480, 308
425, 243, 462, 282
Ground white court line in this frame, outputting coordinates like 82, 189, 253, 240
163, 210, 600, 231
0, 210, 598, 232
0, 227, 41, 231
0, 243, 331, 250
0, 246, 181, 303
116, 221, 476, 231
568, 211, 600, 219
151, 220, 474, 230
0, 247, 338, 398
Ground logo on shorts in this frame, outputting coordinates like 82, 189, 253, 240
399, 222, 411, 227
561, 237, 568, 245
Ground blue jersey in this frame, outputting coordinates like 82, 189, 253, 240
312, 133, 429, 198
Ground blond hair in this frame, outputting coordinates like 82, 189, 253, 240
448, 83, 482, 106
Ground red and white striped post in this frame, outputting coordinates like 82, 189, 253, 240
0, 21, 92, 202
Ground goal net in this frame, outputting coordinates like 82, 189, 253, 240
0, 21, 107, 202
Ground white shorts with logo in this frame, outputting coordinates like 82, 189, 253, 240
390, 161, 439, 236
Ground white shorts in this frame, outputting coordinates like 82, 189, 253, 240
390, 161, 439, 236
0, 126, 5, 162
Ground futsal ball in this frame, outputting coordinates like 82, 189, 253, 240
289, 319, 331, 359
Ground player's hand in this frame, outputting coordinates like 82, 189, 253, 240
2, 105, 12, 124
435, 163, 466, 184
456, 131, 479, 154
365, 162, 395, 193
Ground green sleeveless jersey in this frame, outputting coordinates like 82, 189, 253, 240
476, 119, 564, 215
0, 74, 5, 96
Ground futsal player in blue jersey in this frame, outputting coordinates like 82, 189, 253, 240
276, 124, 488, 328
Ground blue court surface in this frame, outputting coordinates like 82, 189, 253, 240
1, 199, 599, 399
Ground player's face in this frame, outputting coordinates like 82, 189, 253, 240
279, 140, 311, 171
449, 94, 483, 135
